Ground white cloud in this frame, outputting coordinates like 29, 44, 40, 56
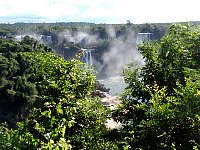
0, 0, 200, 23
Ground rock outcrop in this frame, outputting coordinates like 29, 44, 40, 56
91, 80, 122, 129
94, 80, 110, 92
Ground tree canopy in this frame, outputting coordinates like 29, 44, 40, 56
0, 37, 114, 149
112, 24, 200, 149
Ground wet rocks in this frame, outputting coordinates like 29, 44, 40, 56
91, 80, 122, 129
95, 80, 110, 93
91, 80, 110, 98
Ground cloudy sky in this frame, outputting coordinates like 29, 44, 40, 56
0, 0, 200, 24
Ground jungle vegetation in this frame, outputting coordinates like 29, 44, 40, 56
0, 23, 199, 149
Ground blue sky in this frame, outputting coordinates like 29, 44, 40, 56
0, 0, 200, 24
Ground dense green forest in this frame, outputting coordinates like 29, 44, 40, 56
0, 23, 200, 149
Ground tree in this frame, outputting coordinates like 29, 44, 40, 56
112, 24, 200, 149
0, 38, 40, 127
0, 37, 116, 149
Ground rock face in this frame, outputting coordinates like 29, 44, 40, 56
101, 93, 121, 110
95, 80, 110, 93
91, 90, 107, 98
91, 80, 110, 98
102, 94, 122, 129
91, 80, 122, 129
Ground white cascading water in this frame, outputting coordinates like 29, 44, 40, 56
46, 36, 52, 43
39, 35, 52, 43
15, 35, 23, 42
82, 49, 93, 66
136, 33, 152, 45
89, 50, 93, 66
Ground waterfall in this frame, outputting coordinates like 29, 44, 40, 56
39, 35, 52, 43
81, 49, 93, 66
84, 50, 89, 65
40, 35, 46, 42
89, 50, 93, 66
136, 33, 152, 45
15, 35, 23, 42
46, 36, 52, 43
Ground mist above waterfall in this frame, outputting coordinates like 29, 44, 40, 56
102, 28, 144, 77
58, 30, 101, 46
58, 27, 145, 78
